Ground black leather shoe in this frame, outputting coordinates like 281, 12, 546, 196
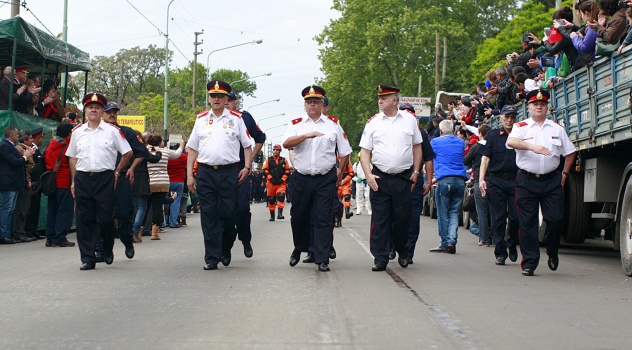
45, 238, 52, 247
447, 243, 456, 254
409, 259, 414, 265
302, 252, 315, 263
289, 252, 300, 267
329, 247, 336, 260
80, 263, 95, 271
0, 237, 15, 244
547, 256, 559, 271
244, 245, 253, 258
318, 263, 330, 272
125, 248, 135, 259
221, 254, 231, 267
495, 257, 506, 265
104, 254, 114, 265
95, 255, 105, 263
522, 268, 535, 276
398, 255, 409, 268
203, 263, 217, 270
509, 247, 518, 262
388, 248, 396, 260
372, 263, 387, 271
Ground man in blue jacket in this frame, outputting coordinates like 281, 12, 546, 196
0, 126, 36, 244
429, 120, 467, 254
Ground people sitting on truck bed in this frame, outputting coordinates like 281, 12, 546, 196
571, 1, 598, 65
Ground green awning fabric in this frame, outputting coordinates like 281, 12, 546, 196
0, 17, 90, 73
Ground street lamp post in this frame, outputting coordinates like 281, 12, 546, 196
230, 72, 272, 86
246, 99, 280, 111
164, 0, 176, 141
205, 39, 263, 108
258, 113, 285, 125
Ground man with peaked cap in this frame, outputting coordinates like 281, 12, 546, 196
262, 144, 290, 221
93, 101, 149, 261
66, 93, 132, 270
506, 89, 576, 276
360, 85, 423, 271
478, 104, 521, 266
222, 90, 266, 262
0, 66, 36, 114
186, 80, 253, 271
25, 127, 47, 241
283, 85, 352, 272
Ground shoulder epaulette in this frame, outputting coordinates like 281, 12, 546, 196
229, 110, 242, 118
517, 121, 528, 127
366, 114, 379, 124
109, 123, 126, 139
291, 118, 303, 125
71, 122, 85, 132
196, 110, 209, 119
327, 115, 339, 124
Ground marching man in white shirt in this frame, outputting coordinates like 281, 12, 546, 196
506, 89, 576, 276
283, 85, 352, 272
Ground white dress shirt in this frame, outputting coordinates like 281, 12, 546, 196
507, 118, 576, 174
65, 121, 132, 172
359, 110, 422, 174
282, 114, 352, 176
187, 108, 253, 166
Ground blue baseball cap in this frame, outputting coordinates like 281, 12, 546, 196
227, 91, 238, 101
323, 96, 329, 106
501, 104, 518, 115
104, 101, 120, 112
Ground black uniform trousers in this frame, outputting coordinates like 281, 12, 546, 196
370, 167, 413, 264
75, 171, 116, 265
515, 170, 564, 270
197, 163, 238, 265
25, 191, 42, 238
96, 175, 134, 254
486, 175, 519, 259
223, 177, 252, 254
290, 168, 336, 264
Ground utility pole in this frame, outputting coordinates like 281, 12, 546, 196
11, 0, 19, 17
442, 37, 447, 82
435, 32, 440, 97
118, 60, 124, 106
192, 31, 203, 110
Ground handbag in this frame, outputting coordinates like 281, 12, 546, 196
596, 38, 620, 57
38, 144, 67, 196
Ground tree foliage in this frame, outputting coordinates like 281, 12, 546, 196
316, 0, 518, 149
68, 45, 261, 137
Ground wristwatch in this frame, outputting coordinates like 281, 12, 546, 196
413, 170, 420, 175
562, 171, 569, 176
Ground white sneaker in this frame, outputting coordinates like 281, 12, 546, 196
368, 210, 372, 215
355, 210, 362, 215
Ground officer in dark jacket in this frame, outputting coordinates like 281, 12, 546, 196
222, 91, 266, 262
25, 128, 46, 241
0, 66, 35, 114
0, 126, 36, 244
96, 101, 150, 261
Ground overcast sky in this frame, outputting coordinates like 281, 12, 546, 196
0, 0, 339, 146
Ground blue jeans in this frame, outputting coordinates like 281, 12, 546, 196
169, 182, 184, 226
435, 177, 465, 248
0, 191, 18, 239
132, 195, 148, 234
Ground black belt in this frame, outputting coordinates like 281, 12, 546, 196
519, 169, 558, 180
439, 175, 466, 180
200, 163, 238, 170
78, 170, 113, 177
373, 167, 414, 184
296, 167, 335, 177
488, 172, 517, 180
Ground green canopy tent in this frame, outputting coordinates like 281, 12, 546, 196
0, 16, 91, 231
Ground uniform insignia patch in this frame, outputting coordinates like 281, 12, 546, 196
197, 110, 209, 118
327, 115, 339, 124
292, 118, 302, 125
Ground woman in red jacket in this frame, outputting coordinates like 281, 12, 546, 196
43, 123, 75, 247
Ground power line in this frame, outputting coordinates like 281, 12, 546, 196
22, 2, 55, 36
169, 38, 190, 63
124, 0, 164, 36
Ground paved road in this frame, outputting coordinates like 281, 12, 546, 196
1, 201, 631, 349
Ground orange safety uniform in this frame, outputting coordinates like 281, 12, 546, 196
262, 155, 290, 211
337, 160, 354, 208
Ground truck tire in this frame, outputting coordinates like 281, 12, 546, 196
618, 180, 632, 276
563, 172, 588, 244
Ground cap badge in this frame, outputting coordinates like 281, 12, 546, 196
91, 94, 98, 102
536, 91, 543, 100
309, 87, 315, 95
214, 81, 220, 90
378, 86, 383, 94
